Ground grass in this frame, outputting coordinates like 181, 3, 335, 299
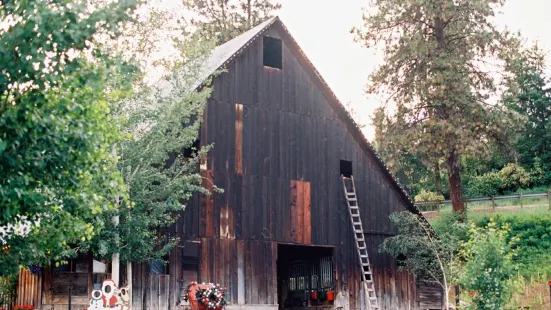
423, 196, 550, 223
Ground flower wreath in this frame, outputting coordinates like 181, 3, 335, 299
182, 281, 228, 309
196, 283, 227, 309
182, 281, 197, 302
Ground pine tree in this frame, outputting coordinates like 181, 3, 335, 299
183, 0, 281, 45
353, 0, 522, 214
504, 45, 551, 180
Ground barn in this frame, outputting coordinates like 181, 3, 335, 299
14, 16, 442, 310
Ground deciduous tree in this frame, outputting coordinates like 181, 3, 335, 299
84, 4, 219, 278
0, 0, 137, 275
380, 212, 467, 309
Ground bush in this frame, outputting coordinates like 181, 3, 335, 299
414, 189, 445, 202
475, 214, 551, 278
466, 163, 537, 197
461, 220, 516, 310
0, 275, 17, 308
466, 172, 502, 197
498, 163, 531, 191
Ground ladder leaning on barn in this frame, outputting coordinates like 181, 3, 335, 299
342, 175, 379, 310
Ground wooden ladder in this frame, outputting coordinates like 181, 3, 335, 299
342, 175, 379, 310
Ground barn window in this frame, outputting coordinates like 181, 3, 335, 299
340, 160, 353, 178
263, 36, 282, 69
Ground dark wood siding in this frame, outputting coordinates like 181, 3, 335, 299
169, 22, 431, 310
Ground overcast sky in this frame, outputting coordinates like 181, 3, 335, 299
275, 0, 551, 140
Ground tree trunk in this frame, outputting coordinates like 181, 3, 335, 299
127, 261, 132, 307
446, 150, 464, 214
112, 214, 120, 286
434, 161, 442, 195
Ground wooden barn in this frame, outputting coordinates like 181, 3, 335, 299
15, 16, 443, 310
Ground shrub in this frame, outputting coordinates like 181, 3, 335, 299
461, 220, 516, 310
414, 189, 445, 202
475, 214, 551, 278
466, 172, 502, 197
0, 275, 17, 308
498, 163, 531, 191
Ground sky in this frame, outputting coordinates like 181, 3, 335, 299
274, 0, 551, 140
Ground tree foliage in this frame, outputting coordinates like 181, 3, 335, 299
354, 0, 522, 213
83, 5, 218, 264
0, 0, 137, 276
372, 106, 443, 196
380, 212, 467, 307
183, 0, 281, 45
461, 220, 516, 310
504, 45, 551, 181
476, 214, 551, 278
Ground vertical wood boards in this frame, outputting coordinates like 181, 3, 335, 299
16, 267, 42, 307
235, 103, 243, 176
146, 274, 169, 310
166, 21, 433, 310
289, 180, 311, 244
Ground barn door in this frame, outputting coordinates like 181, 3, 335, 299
147, 274, 170, 310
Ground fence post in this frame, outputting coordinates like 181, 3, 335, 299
548, 189, 551, 211
520, 192, 523, 209
491, 196, 495, 211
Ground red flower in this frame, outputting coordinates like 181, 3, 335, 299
14, 305, 36, 310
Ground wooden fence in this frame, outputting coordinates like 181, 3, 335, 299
415, 190, 551, 211
16, 268, 41, 307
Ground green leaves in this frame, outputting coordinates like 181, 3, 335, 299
82, 6, 218, 264
355, 0, 523, 211
0, 0, 137, 276
461, 220, 516, 310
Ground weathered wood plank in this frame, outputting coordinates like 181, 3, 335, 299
289, 180, 298, 242
296, 180, 304, 244
303, 181, 311, 245
237, 240, 245, 305
235, 103, 243, 175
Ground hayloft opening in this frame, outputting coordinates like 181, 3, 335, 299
340, 160, 353, 178
277, 244, 335, 309
263, 36, 282, 69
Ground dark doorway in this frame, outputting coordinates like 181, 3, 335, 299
276, 244, 335, 309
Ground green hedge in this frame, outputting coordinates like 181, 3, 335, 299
475, 213, 551, 278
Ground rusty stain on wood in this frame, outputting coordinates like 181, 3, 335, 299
296, 180, 304, 243
200, 169, 214, 238
303, 181, 311, 244
235, 103, 243, 175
